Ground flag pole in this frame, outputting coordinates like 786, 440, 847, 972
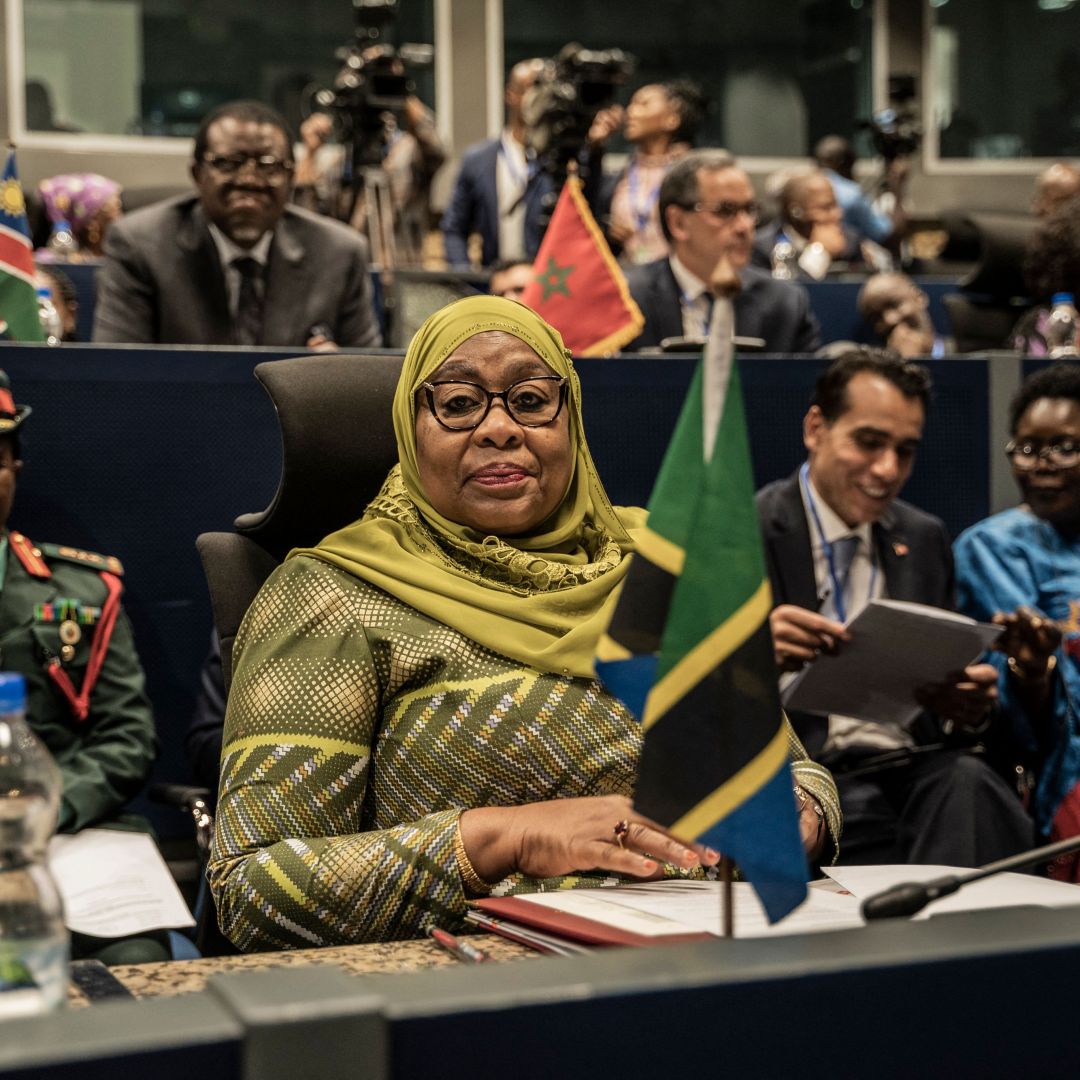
720, 857, 734, 938
706, 253, 743, 939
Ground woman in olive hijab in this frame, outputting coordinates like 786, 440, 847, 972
209, 296, 838, 950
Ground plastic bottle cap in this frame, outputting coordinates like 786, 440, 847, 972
36, 287, 50, 298
53, 219, 71, 231
1052, 292, 1076, 305
0, 672, 27, 713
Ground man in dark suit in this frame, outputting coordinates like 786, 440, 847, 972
93, 100, 381, 348
751, 168, 861, 280
757, 349, 1032, 865
440, 59, 549, 268
624, 149, 821, 353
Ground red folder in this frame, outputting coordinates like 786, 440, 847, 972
473, 896, 713, 949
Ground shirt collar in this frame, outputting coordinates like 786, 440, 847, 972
801, 469, 873, 548
668, 254, 709, 302
500, 129, 528, 161
208, 223, 274, 270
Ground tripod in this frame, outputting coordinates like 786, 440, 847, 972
348, 164, 398, 275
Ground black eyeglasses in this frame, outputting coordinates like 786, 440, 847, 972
201, 153, 294, 182
421, 376, 568, 431
680, 200, 760, 223
1005, 439, 1080, 471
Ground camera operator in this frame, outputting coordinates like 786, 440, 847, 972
295, 60, 444, 266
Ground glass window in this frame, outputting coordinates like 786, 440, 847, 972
932, 0, 1080, 159
502, 0, 875, 158
21, 0, 435, 139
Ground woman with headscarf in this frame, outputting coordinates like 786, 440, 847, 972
36, 173, 122, 258
209, 296, 840, 950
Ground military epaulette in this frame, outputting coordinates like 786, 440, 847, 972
35, 541, 125, 577
9, 532, 51, 579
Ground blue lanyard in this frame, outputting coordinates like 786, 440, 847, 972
678, 287, 712, 337
626, 159, 662, 234
799, 462, 877, 624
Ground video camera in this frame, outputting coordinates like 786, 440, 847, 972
860, 74, 922, 163
314, 0, 433, 169
521, 42, 634, 181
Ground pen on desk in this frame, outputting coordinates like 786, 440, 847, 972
429, 925, 491, 963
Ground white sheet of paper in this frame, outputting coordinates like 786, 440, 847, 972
781, 599, 1002, 726
823, 863, 1080, 919
47, 829, 195, 937
514, 880, 864, 939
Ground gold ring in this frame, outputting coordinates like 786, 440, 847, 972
613, 819, 630, 848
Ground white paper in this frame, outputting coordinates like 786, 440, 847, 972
781, 599, 1002, 726
514, 879, 864, 939
47, 829, 195, 937
823, 863, 1080, 919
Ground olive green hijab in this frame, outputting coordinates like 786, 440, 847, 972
292, 295, 646, 678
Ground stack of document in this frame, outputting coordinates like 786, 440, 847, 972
469, 868, 1080, 952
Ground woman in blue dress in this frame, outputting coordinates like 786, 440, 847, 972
955, 364, 1080, 877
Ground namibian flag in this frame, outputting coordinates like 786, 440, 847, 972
595, 293, 807, 923
520, 175, 643, 356
0, 149, 44, 343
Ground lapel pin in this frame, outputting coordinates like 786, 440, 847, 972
893, 542, 909, 557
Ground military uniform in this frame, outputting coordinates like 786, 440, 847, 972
1, 530, 156, 832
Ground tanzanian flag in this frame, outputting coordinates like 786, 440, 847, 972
0, 149, 44, 343
595, 296, 807, 923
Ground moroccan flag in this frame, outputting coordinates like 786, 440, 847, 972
520, 175, 643, 356
0, 150, 44, 343
595, 296, 807, 923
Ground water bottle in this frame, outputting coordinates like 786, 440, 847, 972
771, 240, 797, 280
45, 220, 78, 260
1045, 292, 1080, 358
0, 673, 67, 1018
35, 288, 62, 346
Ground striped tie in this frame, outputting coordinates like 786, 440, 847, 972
232, 256, 264, 346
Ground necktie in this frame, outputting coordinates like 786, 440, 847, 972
232, 257, 264, 347
832, 535, 860, 612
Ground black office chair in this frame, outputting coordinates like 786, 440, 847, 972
172, 353, 401, 954
939, 211, 1035, 352
197, 352, 403, 694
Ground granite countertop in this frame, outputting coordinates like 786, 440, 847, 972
84, 933, 534, 1002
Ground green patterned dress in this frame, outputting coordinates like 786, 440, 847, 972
209, 555, 841, 951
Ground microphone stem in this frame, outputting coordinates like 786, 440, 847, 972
957, 832, 1080, 887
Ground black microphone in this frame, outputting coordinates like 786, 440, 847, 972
861, 833, 1080, 920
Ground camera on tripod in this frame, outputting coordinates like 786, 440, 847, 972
314, 0, 433, 170
521, 42, 634, 180
860, 74, 922, 164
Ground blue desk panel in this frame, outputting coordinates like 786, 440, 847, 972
0, 344, 997, 832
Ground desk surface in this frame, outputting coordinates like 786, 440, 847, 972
87, 934, 534, 1002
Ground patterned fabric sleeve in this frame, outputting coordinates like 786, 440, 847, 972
786, 718, 843, 864
208, 560, 472, 950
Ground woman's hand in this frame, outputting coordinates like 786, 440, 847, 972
992, 606, 1062, 682
915, 663, 999, 730
459, 796, 720, 885
796, 789, 827, 862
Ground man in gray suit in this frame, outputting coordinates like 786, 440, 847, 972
624, 149, 820, 353
93, 100, 381, 348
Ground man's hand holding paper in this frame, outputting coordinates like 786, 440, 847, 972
770, 604, 850, 671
